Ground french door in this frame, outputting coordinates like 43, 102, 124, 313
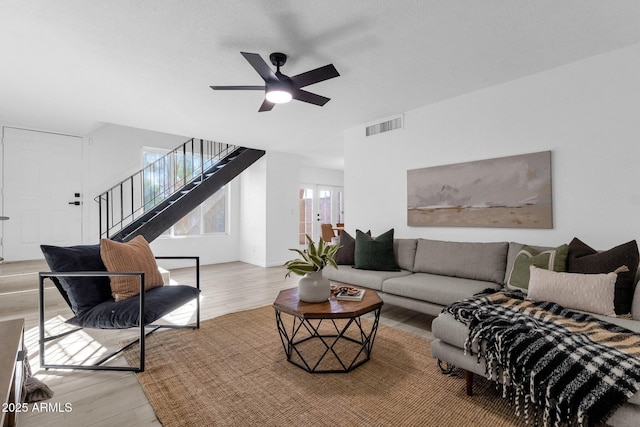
298, 184, 344, 245
1, 127, 83, 261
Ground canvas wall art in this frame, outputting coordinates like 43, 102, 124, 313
407, 151, 552, 228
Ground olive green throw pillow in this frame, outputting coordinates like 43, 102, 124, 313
354, 229, 400, 271
506, 244, 569, 292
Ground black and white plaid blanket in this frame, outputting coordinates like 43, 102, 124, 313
445, 290, 640, 426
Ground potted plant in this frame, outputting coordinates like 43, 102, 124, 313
285, 234, 341, 303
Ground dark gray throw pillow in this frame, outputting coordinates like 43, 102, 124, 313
354, 229, 399, 271
567, 238, 639, 315
334, 230, 357, 265
334, 230, 370, 265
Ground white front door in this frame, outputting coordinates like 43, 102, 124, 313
2, 127, 83, 261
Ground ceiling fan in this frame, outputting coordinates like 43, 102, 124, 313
210, 52, 340, 112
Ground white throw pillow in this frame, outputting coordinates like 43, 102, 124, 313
527, 265, 617, 317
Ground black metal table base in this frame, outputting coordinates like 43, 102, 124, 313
274, 308, 381, 373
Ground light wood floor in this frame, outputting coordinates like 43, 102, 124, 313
0, 260, 435, 427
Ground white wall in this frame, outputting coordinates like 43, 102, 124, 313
300, 166, 344, 187
239, 151, 301, 267
266, 152, 302, 266
344, 42, 640, 249
238, 156, 267, 266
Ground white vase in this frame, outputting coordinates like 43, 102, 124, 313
297, 270, 330, 303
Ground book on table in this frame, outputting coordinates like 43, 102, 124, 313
336, 289, 366, 301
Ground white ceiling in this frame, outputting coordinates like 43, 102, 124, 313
2, 1, 640, 169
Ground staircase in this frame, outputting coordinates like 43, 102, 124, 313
95, 139, 265, 242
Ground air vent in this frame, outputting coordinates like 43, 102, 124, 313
365, 116, 403, 137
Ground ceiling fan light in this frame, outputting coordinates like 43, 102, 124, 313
265, 90, 292, 104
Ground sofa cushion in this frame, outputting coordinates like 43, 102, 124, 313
394, 239, 418, 271
506, 244, 568, 291
354, 229, 399, 271
322, 265, 411, 291
41, 244, 113, 318
381, 273, 502, 307
413, 239, 508, 284
567, 238, 639, 315
100, 236, 165, 302
527, 266, 617, 317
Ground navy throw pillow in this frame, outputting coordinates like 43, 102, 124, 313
41, 244, 113, 318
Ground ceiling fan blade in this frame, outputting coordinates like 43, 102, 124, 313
241, 52, 278, 82
210, 85, 265, 90
292, 89, 330, 106
258, 99, 275, 112
290, 64, 340, 88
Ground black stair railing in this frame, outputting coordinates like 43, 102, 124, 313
95, 139, 239, 239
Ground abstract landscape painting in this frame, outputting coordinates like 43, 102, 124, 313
407, 151, 552, 228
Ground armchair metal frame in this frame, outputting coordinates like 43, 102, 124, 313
39, 256, 200, 373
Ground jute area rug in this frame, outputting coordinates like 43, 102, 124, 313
125, 306, 522, 426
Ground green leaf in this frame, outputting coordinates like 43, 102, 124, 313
308, 254, 324, 268
289, 248, 310, 263
327, 244, 341, 257
307, 236, 317, 257
327, 258, 338, 270
284, 260, 313, 270
284, 263, 317, 278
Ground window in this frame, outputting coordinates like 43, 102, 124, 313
172, 187, 227, 236
143, 147, 228, 237
143, 150, 168, 211
298, 188, 313, 244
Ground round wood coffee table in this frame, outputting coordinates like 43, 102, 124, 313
273, 287, 383, 373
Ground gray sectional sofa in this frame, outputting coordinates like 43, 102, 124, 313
323, 237, 640, 427
323, 238, 512, 317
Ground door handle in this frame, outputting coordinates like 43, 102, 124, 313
68, 201, 81, 206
